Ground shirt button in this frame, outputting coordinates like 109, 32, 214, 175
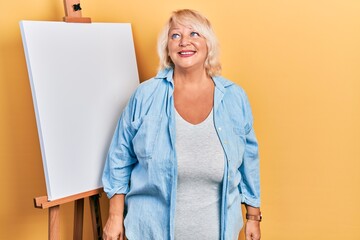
218, 127, 222, 131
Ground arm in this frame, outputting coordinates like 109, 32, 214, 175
245, 204, 261, 240
239, 127, 260, 206
237, 89, 260, 207
102, 94, 137, 239
239, 90, 261, 239
103, 194, 125, 240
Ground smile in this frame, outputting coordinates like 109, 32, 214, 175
178, 51, 196, 57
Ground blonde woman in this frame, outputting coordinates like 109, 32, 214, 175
102, 9, 261, 240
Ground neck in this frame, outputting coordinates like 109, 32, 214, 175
173, 67, 211, 87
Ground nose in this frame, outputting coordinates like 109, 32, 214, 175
179, 36, 190, 47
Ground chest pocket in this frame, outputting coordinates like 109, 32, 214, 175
233, 126, 246, 168
131, 115, 162, 160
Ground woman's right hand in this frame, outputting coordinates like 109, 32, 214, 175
102, 194, 126, 240
102, 214, 124, 240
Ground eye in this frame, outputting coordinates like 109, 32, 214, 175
190, 32, 200, 37
171, 33, 181, 39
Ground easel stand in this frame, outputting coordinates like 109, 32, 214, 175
34, 2, 98, 239
34, 188, 103, 240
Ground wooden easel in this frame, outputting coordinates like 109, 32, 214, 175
34, 188, 103, 240
34, 2, 102, 240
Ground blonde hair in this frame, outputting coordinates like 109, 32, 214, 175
157, 9, 221, 76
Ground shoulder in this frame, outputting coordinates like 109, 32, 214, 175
214, 75, 254, 130
130, 79, 165, 105
123, 69, 171, 120
131, 68, 172, 99
213, 75, 249, 101
133, 78, 161, 96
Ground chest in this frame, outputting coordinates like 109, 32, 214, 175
175, 109, 224, 184
173, 84, 214, 125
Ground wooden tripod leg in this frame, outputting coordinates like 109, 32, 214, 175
49, 205, 60, 240
73, 198, 84, 240
89, 195, 103, 240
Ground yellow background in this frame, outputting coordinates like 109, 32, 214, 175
1, 0, 359, 239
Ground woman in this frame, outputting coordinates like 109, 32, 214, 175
102, 9, 261, 240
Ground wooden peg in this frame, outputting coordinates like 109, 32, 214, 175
63, 0, 91, 23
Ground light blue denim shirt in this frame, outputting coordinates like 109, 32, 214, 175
102, 68, 260, 240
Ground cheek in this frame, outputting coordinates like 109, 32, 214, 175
194, 40, 207, 51
166, 47, 175, 61
167, 42, 177, 55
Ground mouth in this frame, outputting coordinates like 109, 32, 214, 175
178, 50, 196, 57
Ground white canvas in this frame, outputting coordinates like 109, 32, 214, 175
20, 21, 139, 200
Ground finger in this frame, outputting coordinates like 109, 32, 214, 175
252, 230, 261, 240
252, 233, 260, 240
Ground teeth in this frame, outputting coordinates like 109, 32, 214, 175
180, 51, 194, 55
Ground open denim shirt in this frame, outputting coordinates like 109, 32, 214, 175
102, 68, 260, 240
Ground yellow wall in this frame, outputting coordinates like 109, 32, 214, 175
1, 0, 359, 239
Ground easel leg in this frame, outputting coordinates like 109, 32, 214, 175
73, 198, 84, 240
49, 205, 60, 240
90, 194, 103, 240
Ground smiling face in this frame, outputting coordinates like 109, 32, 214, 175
167, 21, 208, 73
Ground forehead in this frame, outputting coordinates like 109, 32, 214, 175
169, 21, 193, 31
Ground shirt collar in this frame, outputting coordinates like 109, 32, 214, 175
155, 68, 234, 91
155, 68, 233, 112
155, 68, 174, 82
212, 75, 233, 94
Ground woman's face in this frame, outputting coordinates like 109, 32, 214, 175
167, 21, 208, 72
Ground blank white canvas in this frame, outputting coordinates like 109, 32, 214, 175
20, 21, 139, 200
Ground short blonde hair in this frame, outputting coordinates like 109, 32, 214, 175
157, 9, 221, 76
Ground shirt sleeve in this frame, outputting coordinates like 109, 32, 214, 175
238, 92, 261, 207
102, 95, 138, 199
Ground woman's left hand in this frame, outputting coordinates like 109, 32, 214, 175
245, 220, 261, 240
